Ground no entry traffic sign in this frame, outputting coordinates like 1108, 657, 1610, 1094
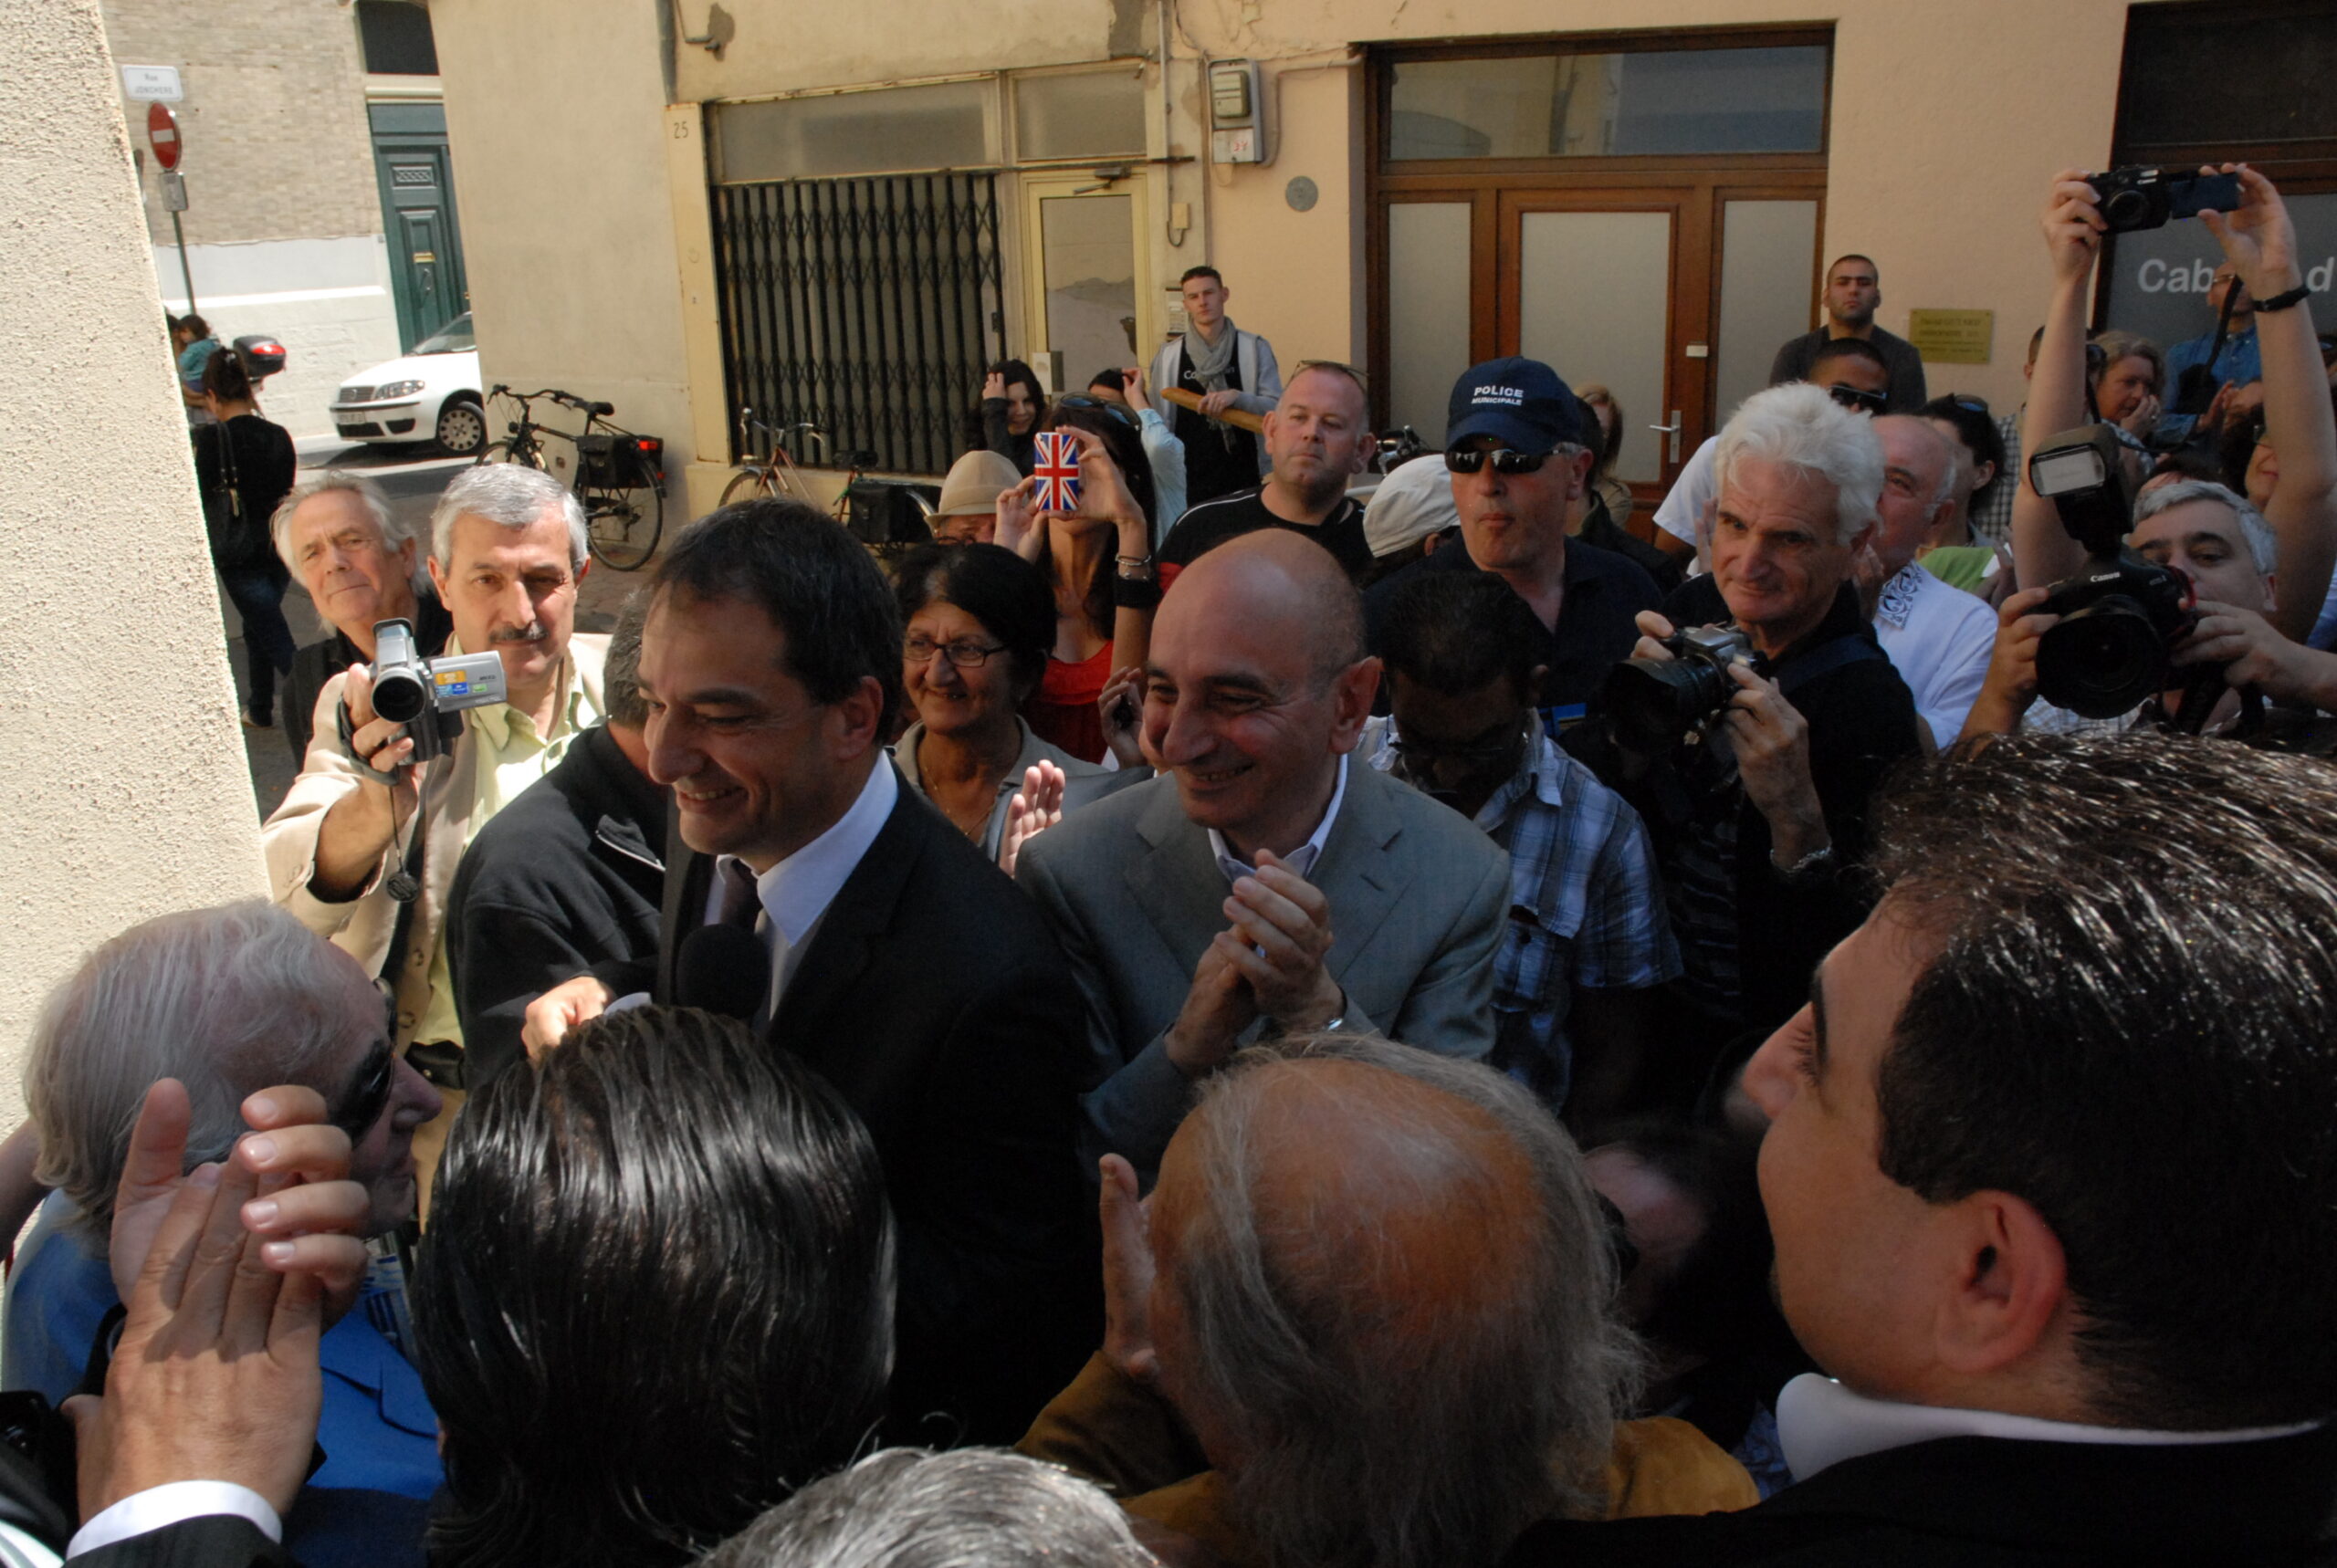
147, 101, 182, 171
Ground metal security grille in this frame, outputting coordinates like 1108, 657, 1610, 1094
713, 172, 1003, 476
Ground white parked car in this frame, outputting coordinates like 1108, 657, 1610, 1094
329, 312, 484, 455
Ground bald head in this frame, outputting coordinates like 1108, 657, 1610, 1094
1168, 528, 1366, 676
1145, 1038, 1637, 1568
1144, 532, 1378, 858
1872, 414, 1958, 571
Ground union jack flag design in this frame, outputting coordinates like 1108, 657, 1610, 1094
1032, 430, 1084, 514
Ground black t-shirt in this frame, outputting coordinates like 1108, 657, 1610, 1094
1159, 488, 1374, 583
191, 413, 297, 571
1172, 354, 1262, 507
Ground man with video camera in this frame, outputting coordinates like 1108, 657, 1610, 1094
262, 464, 609, 1094
1567, 383, 1921, 1071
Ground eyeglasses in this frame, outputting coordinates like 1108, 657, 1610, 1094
1052, 394, 1137, 429
1826, 384, 1889, 416
1444, 446, 1553, 476
1389, 715, 1535, 773
330, 1037, 396, 1144
904, 635, 1010, 669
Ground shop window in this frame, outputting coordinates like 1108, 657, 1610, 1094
356, 0, 437, 77
2116, 1, 2337, 153
1014, 70, 1146, 161
1387, 44, 1827, 162
712, 83, 996, 183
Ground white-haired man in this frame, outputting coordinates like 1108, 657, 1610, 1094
272, 471, 455, 763
1567, 382, 1922, 1047
1861, 415, 1996, 747
5, 901, 445, 1549
263, 463, 606, 1093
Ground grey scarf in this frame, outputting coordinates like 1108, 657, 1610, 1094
1183, 319, 1242, 451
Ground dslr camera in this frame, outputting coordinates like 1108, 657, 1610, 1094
2028, 426, 2197, 718
2085, 166, 2242, 235
1600, 625, 1764, 754
368, 617, 508, 762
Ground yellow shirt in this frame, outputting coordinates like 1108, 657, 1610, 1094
408, 643, 602, 1048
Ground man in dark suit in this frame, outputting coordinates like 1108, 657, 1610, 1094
1506, 735, 2337, 1568
521, 501, 1096, 1445
1017, 528, 1511, 1182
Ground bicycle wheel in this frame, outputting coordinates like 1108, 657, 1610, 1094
476, 437, 546, 470
581, 480, 664, 570
720, 468, 776, 507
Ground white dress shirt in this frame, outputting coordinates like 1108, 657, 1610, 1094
1208, 754, 1348, 883
67, 1482, 281, 1560
705, 758, 900, 1011
1871, 561, 1997, 746
1776, 1372, 2318, 1484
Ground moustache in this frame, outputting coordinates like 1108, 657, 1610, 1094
488, 622, 550, 646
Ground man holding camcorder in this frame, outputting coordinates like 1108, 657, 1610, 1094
1567, 382, 1922, 1068
262, 463, 609, 1095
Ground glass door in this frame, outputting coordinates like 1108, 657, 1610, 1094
1499, 190, 1699, 497
1020, 176, 1151, 395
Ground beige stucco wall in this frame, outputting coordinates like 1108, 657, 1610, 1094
0, 0, 267, 1133
429, 0, 698, 504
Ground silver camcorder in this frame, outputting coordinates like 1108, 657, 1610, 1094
370, 618, 507, 762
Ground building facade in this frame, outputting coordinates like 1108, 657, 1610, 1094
104, 0, 469, 435
427, 0, 2334, 523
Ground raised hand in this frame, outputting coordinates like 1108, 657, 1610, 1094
998, 760, 1067, 878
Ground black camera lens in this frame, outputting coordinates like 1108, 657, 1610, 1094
371, 670, 429, 726
2101, 188, 2154, 230
1601, 658, 1734, 753
2035, 598, 2169, 718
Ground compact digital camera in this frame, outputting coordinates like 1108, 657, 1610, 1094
2085, 166, 2242, 235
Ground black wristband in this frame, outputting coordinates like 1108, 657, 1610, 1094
1112, 574, 1163, 611
2256, 283, 2311, 313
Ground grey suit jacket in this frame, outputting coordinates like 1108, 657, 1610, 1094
1016, 760, 1511, 1177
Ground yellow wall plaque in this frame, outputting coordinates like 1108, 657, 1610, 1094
1908, 308, 1995, 365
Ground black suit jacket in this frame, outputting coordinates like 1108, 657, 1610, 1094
0, 1433, 294, 1566
1504, 1426, 2337, 1566
654, 768, 1100, 1444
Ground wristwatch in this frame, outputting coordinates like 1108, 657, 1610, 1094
1774, 842, 1836, 882
2256, 283, 2312, 314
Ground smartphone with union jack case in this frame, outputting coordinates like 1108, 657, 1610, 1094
1032, 429, 1084, 513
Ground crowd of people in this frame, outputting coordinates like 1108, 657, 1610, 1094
11, 162, 2337, 1568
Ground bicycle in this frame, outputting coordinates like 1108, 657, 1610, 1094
721, 411, 879, 525
477, 384, 666, 571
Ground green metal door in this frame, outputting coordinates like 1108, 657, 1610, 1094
370, 102, 469, 350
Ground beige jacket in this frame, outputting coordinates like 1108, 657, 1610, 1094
263, 635, 608, 1043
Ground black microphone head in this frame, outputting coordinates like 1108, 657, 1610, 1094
675, 924, 770, 1023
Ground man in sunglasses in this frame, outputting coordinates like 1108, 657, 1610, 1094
1363, 570, 1676, 1124
1366, 358, 1662, 727
5, 902, 447, 1542
1654, 339, 1894, 567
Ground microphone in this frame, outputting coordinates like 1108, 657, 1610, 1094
675, 924, 770, 1024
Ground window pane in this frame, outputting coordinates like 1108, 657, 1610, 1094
1017, 71, 1146, 161
1713, 199, 1818, 423
356, 0, 438, 76
713, 82, 994, 183
1041, 194, 1138, 387
1387, 203, 1472, 447
1388, 46, 1826, 161
2101, 190, 2337, 358
1518, 211, 1671, 484
2119, 5, 2337, 150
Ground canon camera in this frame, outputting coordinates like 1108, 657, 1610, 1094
2028, 426, 2197, 719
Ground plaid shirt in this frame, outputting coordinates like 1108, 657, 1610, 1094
1972, 409, 2021, 544
1366, 721, 1679, 1107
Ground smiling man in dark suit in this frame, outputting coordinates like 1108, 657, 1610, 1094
1505, 735, 2337, 1568
520, 500, 1095, 1445
1016, 528, 1511, 1183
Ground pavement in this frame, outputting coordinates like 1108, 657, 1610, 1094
228, 437, 656, 817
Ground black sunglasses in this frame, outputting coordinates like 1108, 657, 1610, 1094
330, 1040, 397, 1143
1444, 446, 1553, 476
1826, 383, 1889, 416
1053, 393, 1137, 429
